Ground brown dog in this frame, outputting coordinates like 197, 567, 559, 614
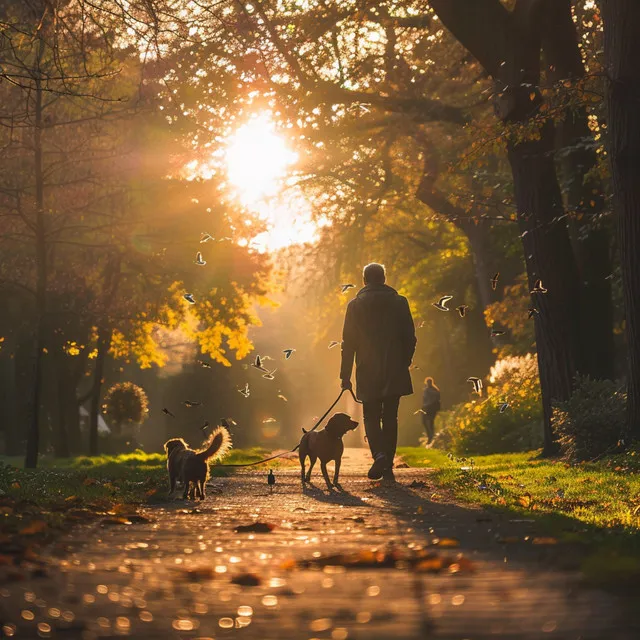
299, 412, 358, 491
164, 426, 231, 500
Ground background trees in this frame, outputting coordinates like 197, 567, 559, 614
0, 0, 637, 461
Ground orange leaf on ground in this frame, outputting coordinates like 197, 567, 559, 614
231, 572, 262, 587
234, 522, 276, 534
20, 520, 48, 535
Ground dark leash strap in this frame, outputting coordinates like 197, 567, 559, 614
212, 388, 361, 468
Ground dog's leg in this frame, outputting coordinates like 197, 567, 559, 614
320, 461, 333, 491
168, 472, 176, 496
333, 458, 343, 491
299, 452, 307, 484
182, 480, 190, 500
199, 479, 205, 500
305, 455, 317, 483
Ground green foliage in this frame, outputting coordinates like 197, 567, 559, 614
553, 377, 626, 462
102, 382, 149, 431
399, 446, 640, 533
434, 354, 543, 454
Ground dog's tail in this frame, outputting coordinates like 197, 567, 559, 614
196, 426, 232, 462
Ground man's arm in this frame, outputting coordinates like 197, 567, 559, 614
340, 302, 357, 388
400, 296, 417, 366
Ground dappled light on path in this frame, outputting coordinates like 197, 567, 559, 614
1, 450, 636, 639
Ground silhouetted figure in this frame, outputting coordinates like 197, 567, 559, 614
267, 469, 276, 493
340, 263, 417, 481
421, 377, 441, 445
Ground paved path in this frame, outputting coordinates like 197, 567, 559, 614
1, 449, 637, 639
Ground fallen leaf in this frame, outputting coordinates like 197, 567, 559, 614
234, 522, 276, 534
231, 572, 262, 587
11, 481, 20, 490
532, 537, 558, 545
100, 517, 131, 526
517, 493, 532, 508
181, 567, 215, 582
82, 478, 98, 486
19, 521, 48, 535
432, 537, 459, 548
414, 556, 444, 572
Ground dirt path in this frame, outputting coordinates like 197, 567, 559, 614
1, 449, 637, 639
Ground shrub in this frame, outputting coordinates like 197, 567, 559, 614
102, 382, 149, 437
553, 376, 626, 462
433, 354, 543, 455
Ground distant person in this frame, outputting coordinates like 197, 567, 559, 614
421, 377, 441, 445
340, 263, 417, 481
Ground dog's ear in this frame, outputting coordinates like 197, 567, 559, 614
164, 438, 185, 455
325, 413, 344, 435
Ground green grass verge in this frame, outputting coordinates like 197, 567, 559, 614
1, 448, 294, 502
398, 446, 640, 587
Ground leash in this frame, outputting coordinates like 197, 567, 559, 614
212, 388, 361, 468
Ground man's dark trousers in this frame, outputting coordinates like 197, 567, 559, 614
363, 396, 400, 465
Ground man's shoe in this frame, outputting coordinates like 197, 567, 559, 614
368, 454, 388, 480
382, 468, 396, 483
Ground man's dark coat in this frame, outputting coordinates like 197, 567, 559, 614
340, 284, 417, 402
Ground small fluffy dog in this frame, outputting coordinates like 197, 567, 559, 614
164, 426, 232, 500
299, 412, 358, 491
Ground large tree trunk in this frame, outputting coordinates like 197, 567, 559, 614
508, 122, 581, 454
25, 64, 47, 469
602, 0, 640, 439
542, 0, 615, 380
431, 0, 583, 455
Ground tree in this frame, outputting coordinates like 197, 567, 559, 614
602, 0, 640, 439
102, 381, 148, 437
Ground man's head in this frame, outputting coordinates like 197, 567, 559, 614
425, 377, 434, 388
363, 262, 386, 285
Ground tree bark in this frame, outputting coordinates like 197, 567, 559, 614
89, 326, 113, 455
602, 0, 640, 438
542, 0, 615, 380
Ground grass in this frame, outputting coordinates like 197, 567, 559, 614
398, 446, 640, 587
0, 447, 295, 503
0, 448, 295, 553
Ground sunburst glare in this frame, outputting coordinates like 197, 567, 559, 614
224, 113, 324, 252
225, 114, 297, 205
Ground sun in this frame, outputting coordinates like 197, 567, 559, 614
225, 114, 297, 205
224, 113, 325, 251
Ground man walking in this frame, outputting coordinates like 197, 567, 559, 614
340, 263, 417, 481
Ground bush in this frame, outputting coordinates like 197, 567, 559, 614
102, 382, 149, 437
553, 376, 626, 462
433, 354, 543, 455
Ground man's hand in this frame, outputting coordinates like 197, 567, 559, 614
341, 379, 352, 391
